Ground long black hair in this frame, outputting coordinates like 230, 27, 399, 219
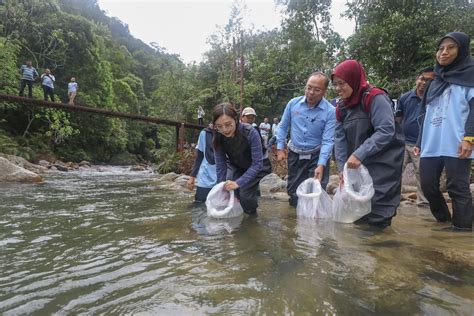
211, 103, 240, 150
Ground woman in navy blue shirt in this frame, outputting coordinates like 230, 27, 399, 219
212, 103, 271, 215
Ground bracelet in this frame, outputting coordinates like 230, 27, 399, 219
462, 136, 474, 144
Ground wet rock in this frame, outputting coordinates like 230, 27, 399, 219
52, 164, 69, 172
260, 173, 286, 193
159, 172, 180, 182
131, 165, 146, 171
0, 157, 43, 183
79, 160, 91, 167
0, 154, 47, 174
173, 175, 189, 187
38, 160, 50, 167
326, 175, 340, 195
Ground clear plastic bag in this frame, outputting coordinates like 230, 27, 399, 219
296, 178, 333, 219
332, 163, 374, 223
206, 182, 244, 219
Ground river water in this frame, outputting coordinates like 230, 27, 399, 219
0, 166, 472, 315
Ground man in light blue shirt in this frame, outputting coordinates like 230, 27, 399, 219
277, 72, 336, 207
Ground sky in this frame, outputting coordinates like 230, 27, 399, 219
97, 0, 355, 64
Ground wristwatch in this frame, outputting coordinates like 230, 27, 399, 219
462, 136, 474, 144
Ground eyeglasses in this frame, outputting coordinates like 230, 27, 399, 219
215, 121, 235, 132
305, 85, 324, 94
332, 80, 347, 88
437, 44, 458, 53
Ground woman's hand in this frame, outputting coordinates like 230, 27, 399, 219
224, 180, 239, 191
346, 154, 361, 169
413, 146, 420, 156
458, 140, 473, 159
186, 176, 195, 190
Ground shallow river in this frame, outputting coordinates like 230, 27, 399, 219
0, 166, 472, 315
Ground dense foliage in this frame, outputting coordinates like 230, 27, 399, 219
0, 0, 472, 164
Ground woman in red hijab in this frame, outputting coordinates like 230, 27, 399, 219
332, 60, 404, 228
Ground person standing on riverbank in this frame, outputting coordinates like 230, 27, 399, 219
68, 77, 78, 105
415, 32, 474, 231
41, 68, 56, 102
212, 103, 271, 215
19, 60, 38, 98
396, 66, 434, 207
186, 123, 216, 203
276, 72, 336, 207
332, 59, 404, 228
197, 105, 205, 126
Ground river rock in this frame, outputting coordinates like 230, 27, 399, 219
0, 154, 47, 174
131, 165, 146, 171
38, 160, 50, 167
0, 157, 43, 183
79, 160, 91, 167
52, 163, 69, 172
173, 175, 189, 187
326, 175, 340, 195
159, 172, 180, 182
260, 173, 286, 193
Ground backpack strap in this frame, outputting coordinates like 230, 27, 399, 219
361, 86, 389, 113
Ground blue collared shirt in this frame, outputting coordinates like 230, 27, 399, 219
396, 90, 422, 144
277, 96, 336, 166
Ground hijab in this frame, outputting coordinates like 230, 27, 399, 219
427, 32, 474, 103
332, 59, 386, 121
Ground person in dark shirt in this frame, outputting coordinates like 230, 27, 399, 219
395, 66, 434, 206
212, 103, 271, 215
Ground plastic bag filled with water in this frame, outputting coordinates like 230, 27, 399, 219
206, 182, 244, 219
332, 163, 374, 223
296, 178, 333, 219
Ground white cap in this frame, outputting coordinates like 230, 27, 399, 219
241, 107, 257, 116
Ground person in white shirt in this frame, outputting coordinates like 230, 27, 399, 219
267, 117, 280, 148
68, 77, 78, 105
41, 68, 55, 101
259, 117, 271, 146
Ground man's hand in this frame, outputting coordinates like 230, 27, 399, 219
346, 154, 361, 169
277, 150, 286, 161
413, 146, 420, 156
458, 140, 473, 159
313, 165, 324, 181
224, 180, 239, 191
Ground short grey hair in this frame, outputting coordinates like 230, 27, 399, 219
308, 71, 330, 88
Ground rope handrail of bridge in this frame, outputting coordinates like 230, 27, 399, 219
0, 93, 203, 130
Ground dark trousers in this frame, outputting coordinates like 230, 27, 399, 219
420, 156, 473, 229
42, 85, 55, 101
19, 79, 33, 98
287, 150, 329, 207
198, 118, 203, 126
227, 159, 271, 214
194, 186, 212, 203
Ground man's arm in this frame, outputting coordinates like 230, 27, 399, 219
276, 101, 292, 150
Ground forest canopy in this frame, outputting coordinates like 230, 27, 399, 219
0, 0, 472, 164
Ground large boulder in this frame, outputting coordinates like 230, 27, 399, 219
0, 154, 47, 174
0, 157, 43, 183
260, 173, 287, 193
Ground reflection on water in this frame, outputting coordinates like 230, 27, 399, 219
0, 166, 472, 314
